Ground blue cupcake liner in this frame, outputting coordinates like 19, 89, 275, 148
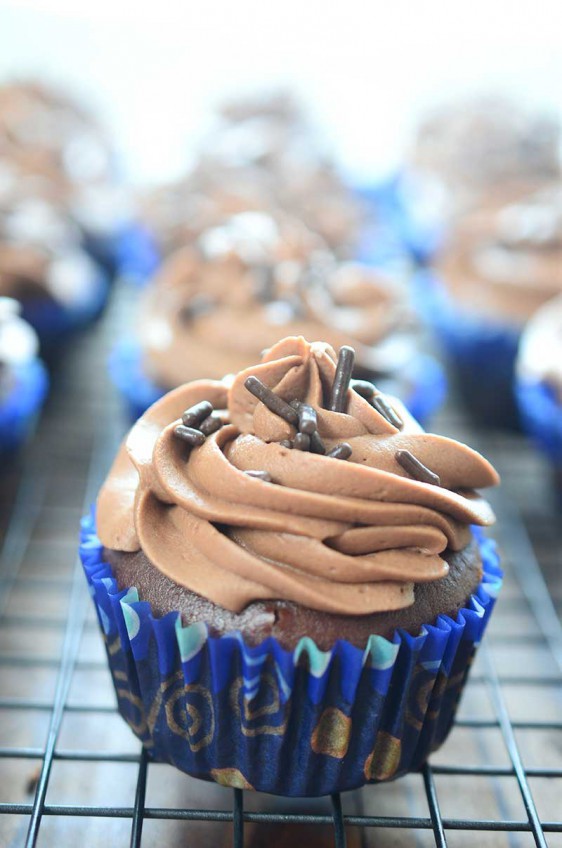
516, 378, 562, 466
80, 512, 501, 797
108, 339, 165, 421
113, 222, 161, 285
353, 174, 443, 267
109, 338, 446, 426
413, 271, 521, 427
0, 358, 49, 453
21, 270, 110, 348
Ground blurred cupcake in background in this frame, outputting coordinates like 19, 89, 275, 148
0, 192, 108, 346
419, 186, 562, 426
139, 90, 411, 275
111, 210, 445, 424
0, 297, 48, 454
411, 97, 561, 426
0, 79, 151, 285
411, 95, 560, 218
516, 293, 562, 494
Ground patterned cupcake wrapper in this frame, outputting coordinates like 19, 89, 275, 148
413, 271, 521, 427
109, 338, 446, 427
0, 358, 49, 453
80, 513, 501, 797
516, 378, 562, 467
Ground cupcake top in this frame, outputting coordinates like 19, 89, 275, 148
140, 90, 365, 257
98, 336, 498, 616
412, 95, 561, 212
0, 80, 111, 199
138, 211, 414, 387
0, 195, 100, 309
517, 294, 562, 399
435, 186, 562, 324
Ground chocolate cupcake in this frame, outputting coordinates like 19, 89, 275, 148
82, 336, 501, 796
416, 185, 562, 426
0, 193, 107, 345
111, 210, 445, 423
140, 91, 365, 263
411, 94, 560, 218
0, 79, 149, 283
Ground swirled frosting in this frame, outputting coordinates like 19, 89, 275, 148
139, 211, 414, 387
436, 187, 562, 324
98, 336, 498, 616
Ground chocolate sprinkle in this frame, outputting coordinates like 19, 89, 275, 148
327, 442, 352, 460
395, 449, 441, 486
174, 425, 206, 447
244, 376, 299, 426
309, 431, 327, 455
372, 395, 403, 430
279, 439, 293, 449
351, 379, 375, 400
298, 403, 318, 435
182, 401, 213, 428
329, 346, 355, 413
200, 414, 223, 436
244, 470, 273, 482
293, 433, 311, 451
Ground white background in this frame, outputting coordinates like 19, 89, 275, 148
1, 0, 561, 186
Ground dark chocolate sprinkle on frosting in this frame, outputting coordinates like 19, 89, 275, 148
309, 431, 326, 455
245, 376, 299, 426
327, 442, 352, 460
293, 433, 311, 451
329, 346, 355, 413
182, 401, 213, 428
395, 449, 441, 486
200, 414, 223, 436
297, 403, 318, 435
372, 395, 403, 430
351, 379, 376, 400
174, 425, 206, 447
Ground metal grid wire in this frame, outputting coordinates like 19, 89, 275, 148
0, 284, 561, 847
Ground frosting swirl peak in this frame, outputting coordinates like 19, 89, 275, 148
98, 337, 499, 615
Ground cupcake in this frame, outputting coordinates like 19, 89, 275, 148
416, 185, 562, 426
111, 211, 445, 423
516, 294, 562, 492
138, 90, 411, 274
0, 79, 149, 283
82, 335, 501, 796
0, 193, 108, 345
0, 297, 48, 453
411, 94, 560, 218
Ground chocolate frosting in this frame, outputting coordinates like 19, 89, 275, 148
436, 187, 562, 324
139, 211, 413, 387
98, 336, 498, 616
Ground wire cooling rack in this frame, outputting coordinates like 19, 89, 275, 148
0, 283, 561, 848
